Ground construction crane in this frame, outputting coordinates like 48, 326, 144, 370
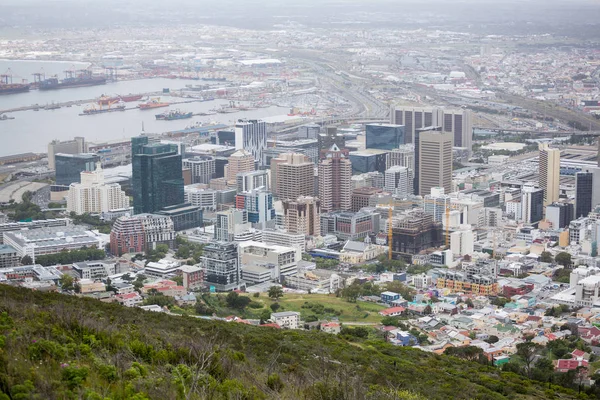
445, 206, 451, 248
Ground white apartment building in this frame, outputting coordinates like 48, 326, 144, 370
183, 156, 215, 184
271, 311, 301, 329
384, 166, 412, 197
72, 261, 116, 280
66, 163, 129, 215
184, 185, 217, 211
238, 241, 298, 284
450, 225, 474, 257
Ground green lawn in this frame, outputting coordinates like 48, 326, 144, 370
237, 293, 387, 323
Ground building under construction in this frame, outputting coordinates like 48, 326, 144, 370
391, 209, 443, 262
435, 259, 499, 296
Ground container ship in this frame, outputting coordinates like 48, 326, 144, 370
155, 110, 193, 120
39, 70, 106, 91
98, 94, 143, 105
0, 83, 30, 95
139, 98, 169, 110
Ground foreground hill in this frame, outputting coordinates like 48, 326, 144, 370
0, 285, 580, 400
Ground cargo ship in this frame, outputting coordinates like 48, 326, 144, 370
155, 109, 193, 120
0, 83, 30, 95
98, 94, 143, 105
81, 101, 126, 116
139, 98, 169, 110
39, 70, 106, 91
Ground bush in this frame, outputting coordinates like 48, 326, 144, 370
267, 373, 284, 392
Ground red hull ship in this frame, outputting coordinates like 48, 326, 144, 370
98, 94, 143, 105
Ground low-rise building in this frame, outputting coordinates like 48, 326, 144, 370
239, 241, 298, 285
115, 292, 143, 307
271, 311, 301, 329
0, 244, 19, 269
4, 226, 103, 259
72, 261, 116, 280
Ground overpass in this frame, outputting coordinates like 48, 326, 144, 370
274, 117, 389, 135
474, 127, 600, 137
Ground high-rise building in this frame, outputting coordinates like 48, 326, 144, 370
298, 124, 320, 139
418, 129, 452, 196
351, 187, 383, 212
110, 214, 176, 256
235, 119, 267, 166
423, 187, 452, 223
202, 242, 240, 292
66, 162, 129, 215
237, 170, 269, 193
235, 188, 275, 230
156, 203, 203, 232
521, 184, 544, 224
319, 144, 352, 213
351, 172, 384, 189
132, 137, 184, 214
391, 209, 444, 260
348, 149, 389, 174
48, 137, 85, 170
384, 166, 412, 197
450, 225, 474, 257
55, 153, 101, 186
575, 167, 600, 218
282, 196, 321, 236
365, 124, 405, 150
392, 106, 473, 153
214, 209, 250, 242
184, 186, 217, 211
270, 153, 314, 200
317, 126, 345, 159
183, 156, 215, 184
546, 202, 574, 229
414, 126, 440, 195
224, 149, 255, 183
387, 144, 414, 170
538, 143, 560, 206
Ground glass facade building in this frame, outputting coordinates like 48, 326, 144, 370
55, 153, 100, 186
348, 150, 389, 174
365, 124, 405, 150
132, 136, 184, 214
575, 172, 593, 218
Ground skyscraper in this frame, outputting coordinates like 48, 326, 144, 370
132, 136, 184, 214
317, 126, 345, 159
546, 202, 574, 229
48, 137, 85, 170
392, 106, 473, 153
538, 143, 560, 206
271, 153, 314, 200
576, 171, 594, 218
319, 144, 352, 213
225, 150, 255, 183
55, 153, 100, 186
235, 188, 275, 230
418, 129, 453, 196
387, 144, 414, 170
384, 166, 412, 197
365, 123, 405, 150
521, 184, 544, 224
282, 196, 321, 236
183, 156, 215, 184
237, 170, 269, 193
235, 119, 267, 166
202, 242, 240, 292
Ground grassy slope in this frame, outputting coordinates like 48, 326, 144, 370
0, 285, 582, 400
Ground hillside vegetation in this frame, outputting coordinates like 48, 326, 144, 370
0, 285, 582, 400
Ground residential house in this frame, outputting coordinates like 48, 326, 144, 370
379, 306, 406, 317
555, 359, 589, 373
112, 282, 135, 295
380, 291, 401, 304
175, 294, 197, 307
321, 322, 341, 334
115, 292, 143, 307
389, 329, 418, 347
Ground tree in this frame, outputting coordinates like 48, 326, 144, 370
226, 292, 251, 310
59, 274, 74, 291
465, 298, 474, 308
259, 310, 271, 324
270, 303, 281, 312
341, 284, 361, 303
444, 346, 484, 361
268, 286, 284, 301
20, 255, 33, 265
555, 252, 572, 268
423, 305, 432, 315
515, 342, 541, 378
540, 251, 553, 263
484, 335, 499, 344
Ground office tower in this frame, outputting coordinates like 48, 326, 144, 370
282, 196, 321, 236
365, 124, 405, 150
48, 137, 85, 170
298, 124, 320, 139
183, 156, 216, 184
414, 126, 440, 195
575, 167, 600, 218
384, 166, 412, 197
319, 144, 352, 213
270, 153, 314, 199
235, 119, 266, 165
156, 203, 203, 231
215, 130, 235, 146
348, 149, 389, 174
235, 188, 275, 230
392, 106, 473, 153
318, 126, 345, 159
202, 242, 240, 291
263, 139, 319, 166
546, 202, 574, 229
184, 186, 217, 211
224, 150, 255, 183
66, 162, 129, 215
225, 154, 253, 186
351, 187, 382, 212
538, 143, 560, 206
55, 153, 101, 186
237, 170, 269, 193
214, 209, 250, 242
418, 128, 452, 196
131, 136, 184, 214
387, 144, 415, 170
521, 184, 544, 224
